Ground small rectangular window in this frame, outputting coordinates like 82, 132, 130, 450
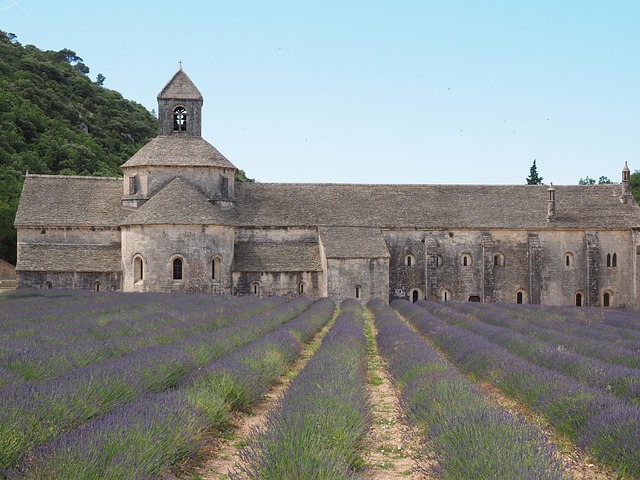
129, 176, 137, 195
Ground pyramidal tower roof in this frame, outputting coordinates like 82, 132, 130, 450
121, 68, 235, 170
157, 68, 203, 101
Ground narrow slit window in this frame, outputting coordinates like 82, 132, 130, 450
299, 282, 304, 295
212, 256, 221, 281
129, 175, 137, 195
607, 253, 611, 267
612, 253, 617, 267
603, 292, 611, 307
172, 258, 183, 280
134, 256, 144, 283
355, 285, 361, 299
565, 252, 574, 267
575, 292, 582, 307
516, 291, 523, 304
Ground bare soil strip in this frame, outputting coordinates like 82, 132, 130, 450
174, 314, 336, 480
361, 312, 438, 479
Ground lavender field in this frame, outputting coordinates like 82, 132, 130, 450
1, 290, 640, 479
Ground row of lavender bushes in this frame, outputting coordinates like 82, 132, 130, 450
499, 301, 640, 334
395, 300, 640, 478
369, 299, 566, 479
0, 295, 312, 473
426, 301, 640, 403
232, 299, 371, 479
10, 298, 337, 479
0, 292, 274, 384
453, 301, 640, 369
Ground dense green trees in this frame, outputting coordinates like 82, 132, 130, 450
0, 31, 157, 264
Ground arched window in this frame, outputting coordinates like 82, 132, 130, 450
355, 285, 361, 299
172, 258, 183, 280
442, 289, 451, 302
565, 252, 574, 267
494, 253, 505, 267
461, 254, 472, 267
575, 291, 583, 307
93, 281, 101, 292
173, 107, 187, 131
405, 254, 415, 267
516, 291, 523, 304
212, 256, 221, 281
299, 282, 305, 295
251, 282, 261, 295
612, 253, 617, 267
607, 253, 611, 267
603, 290, 612, 307
410, 288, 423, 303
134, 256, 144, 283
437, 255, 443, 268
44, 281, 52, 289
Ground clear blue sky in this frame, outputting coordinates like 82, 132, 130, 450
2, 1, 638, 184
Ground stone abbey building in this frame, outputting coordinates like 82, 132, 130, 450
14, 69, 640, 307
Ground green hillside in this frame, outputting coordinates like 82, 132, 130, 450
0, 31, 157, 264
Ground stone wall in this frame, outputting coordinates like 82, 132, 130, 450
121, 224, 234, 294
383, 228, 639, 308
325, 257, 389, 304
384, 231, 426, 301
16, 271, 121, 291
232, 271, 322, 299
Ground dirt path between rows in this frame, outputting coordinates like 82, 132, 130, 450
175, 310, 432, 480
360, 316, 437, 479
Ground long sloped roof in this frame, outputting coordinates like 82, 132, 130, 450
319, 227, 390, 258
15, 175, 124, 227
231, 183, 640, 230
120, 136, 236, 169
16, 175, 640, 230
233, 242, 322, 272
16, 244, 121, 272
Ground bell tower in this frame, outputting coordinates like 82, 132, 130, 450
120, 67, 237, 209
157, 67, 203, 137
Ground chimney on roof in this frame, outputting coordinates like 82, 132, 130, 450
620, 162, 633, 204
547, 184, 556, 222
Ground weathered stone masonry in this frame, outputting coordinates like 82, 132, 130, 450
14, 69, 640, 308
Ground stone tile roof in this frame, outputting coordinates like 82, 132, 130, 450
319, 227, 390, 258
16, 244, 121, 272
232, 183, 640, 230
157, 69, 203, 100
122, 177, 228, 226
0, 259, 15, 280
16, 175, 640, 231
233, 242, 322, 272
120, 136, 236, 169
15, 175, 124, 227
